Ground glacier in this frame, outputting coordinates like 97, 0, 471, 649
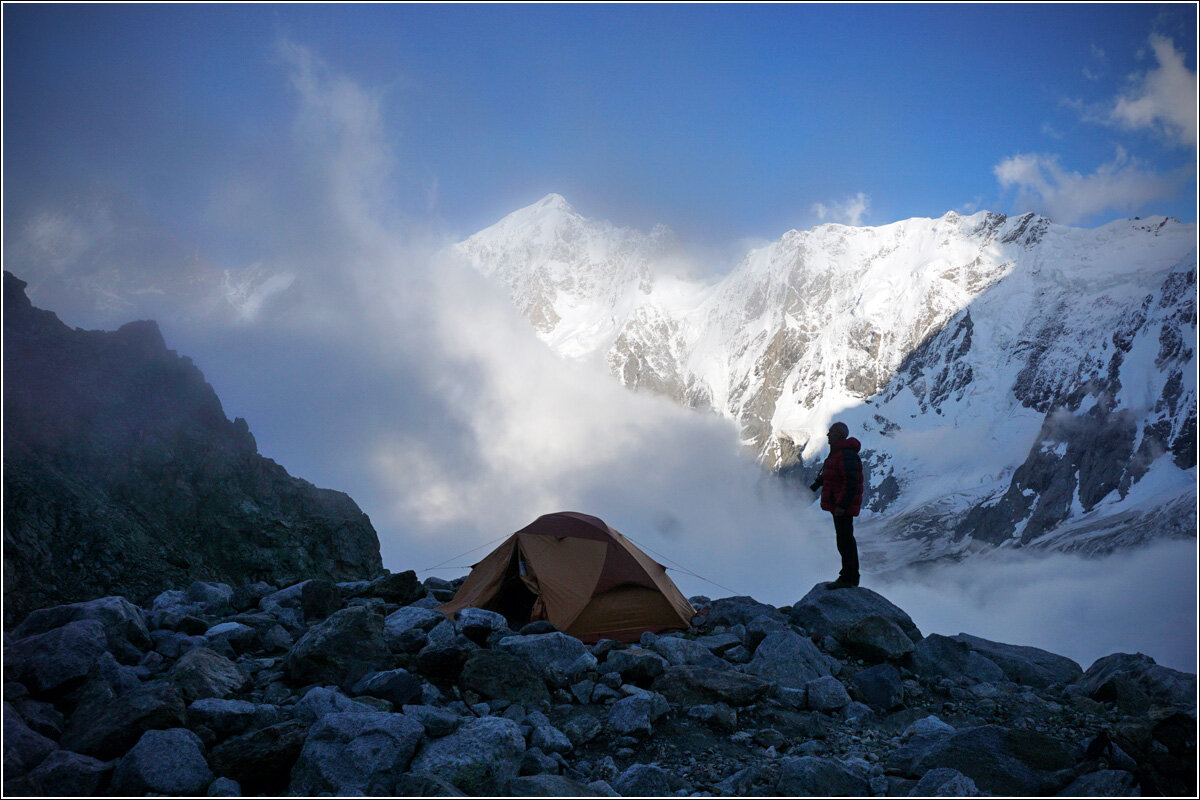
453, 195, 1198, 570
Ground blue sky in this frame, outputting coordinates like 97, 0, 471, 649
4, 3, 1196, 252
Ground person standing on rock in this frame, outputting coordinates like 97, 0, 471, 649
809, 421, 864, 589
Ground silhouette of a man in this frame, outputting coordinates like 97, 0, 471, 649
809, 421, 863, 589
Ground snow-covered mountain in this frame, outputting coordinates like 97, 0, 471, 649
455, 195, 1198, 568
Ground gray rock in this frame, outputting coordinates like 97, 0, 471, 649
908, 767, 984, 796
613, 763, 672, 796
498, 632, 596, 683
186, 698, 281, 737
9, 696, 65, 740
18, 749, 110, 796
686, 702, 738, 732
843, 615, 916, 662
805, 675, 851, 712
459, 649, 551, 706
744, 615, 792, 652
1075, 652, 1196, 709
207, 776, 243, 796
362, 570, 426, 605
350, 668, 424, 707
776, 756, 871, 796
185, 581, 236, 616
286, 606, 391, 690
508, 773, 605, 796
650, 635, 728, 669
952, 632, 1082, 689
745, 630, 831, 688
897, 724, 1075, 795
695, 632, 744, 655
301, 579, 342, 619
292, 686, 378, 723
789, 584, 922, 646
289, 711, 426, 795
12, 596, 152, 662
602, 648, 668, 685
912, 633, 1006, 684
452, 607, 509, 643
4, 701, 59, 777
202, 622, 258, 653
527, 714, 572, 754
850, 663, 904, 710
1056, 769, 1139, 796
410, 716, 526, 795
703, 596, 788, 629
111, 728, 214, 796
607, 693, 665, 737
60, 679, 187, 759
171, 646, 246, 702
652, 665, 771, 707
902, 715, 955, 739
401, 704, 462, 738
561, 712, 603, 746
7, 619, 108, 693
209, 720, 308, 795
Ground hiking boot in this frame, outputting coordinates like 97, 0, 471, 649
827, 576, 860, 590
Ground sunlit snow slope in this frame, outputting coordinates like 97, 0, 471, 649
455, 195, 1198, 568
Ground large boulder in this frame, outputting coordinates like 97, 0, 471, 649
289, 712, 426, 795
843, 615, 916, 662
613, 763, 673, 796
360, 570, 426, 605
911, 634, 1006, 684
652, 665, 771, 707
650, 635, 728, 669
286, 606, 391, 689
60, 679, 187, 759
3, 702, 59, 777
908, 767, 984, 796
507, 774, 605, 796
893, 724, 1075, 795
497, 632, 596, 683
607, 693, 668, 737
744, 630, 831, 688
789, 584, 921, 645
210, 720, 308, 795
110, 728, 214, 796
6, 619, 109, 694
409, 716, 526, 795
292, 686, 378, 724
186, 698, 282, 738
950, 633, 1082, 689
1056, 769, 1139, 797
701, 596, 788, 628
10, 749, 110, 797
850, 663, 904, 711
1075, 652, 1196, 710
170, 646, 246, 702
602, 648, 668, 686
349, 669, 424, 708
775, 756, 872, 796
459, 649, 551, 706
13, 596, 151, 666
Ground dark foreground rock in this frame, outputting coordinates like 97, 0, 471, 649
2, 271, 384, 626
3, 577, 1195, 797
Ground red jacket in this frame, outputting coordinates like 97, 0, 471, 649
820, 437, 863, 516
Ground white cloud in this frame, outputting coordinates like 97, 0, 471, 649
993, 148, 1177, 223
812, 192, 870, 226
1111, 34, 1198, 147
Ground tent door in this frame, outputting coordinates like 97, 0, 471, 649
484, 546, 540, 629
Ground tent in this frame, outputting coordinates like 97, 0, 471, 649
438, 512, 696, 643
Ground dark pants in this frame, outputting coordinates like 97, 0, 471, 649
833, 513, 859, 580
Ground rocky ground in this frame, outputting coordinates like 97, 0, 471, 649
3, 572, 1196, 797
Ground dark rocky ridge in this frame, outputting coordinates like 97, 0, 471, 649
2, 272, 383, 625
2, 577, 1195, 797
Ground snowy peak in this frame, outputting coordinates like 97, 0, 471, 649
457, 200, 1197, 564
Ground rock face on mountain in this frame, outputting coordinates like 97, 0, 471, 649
2, 272, 383, 626
455, 199, 1198, 563
4, 576, 1195, 797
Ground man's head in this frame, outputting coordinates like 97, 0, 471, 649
827, 422, 849, 443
